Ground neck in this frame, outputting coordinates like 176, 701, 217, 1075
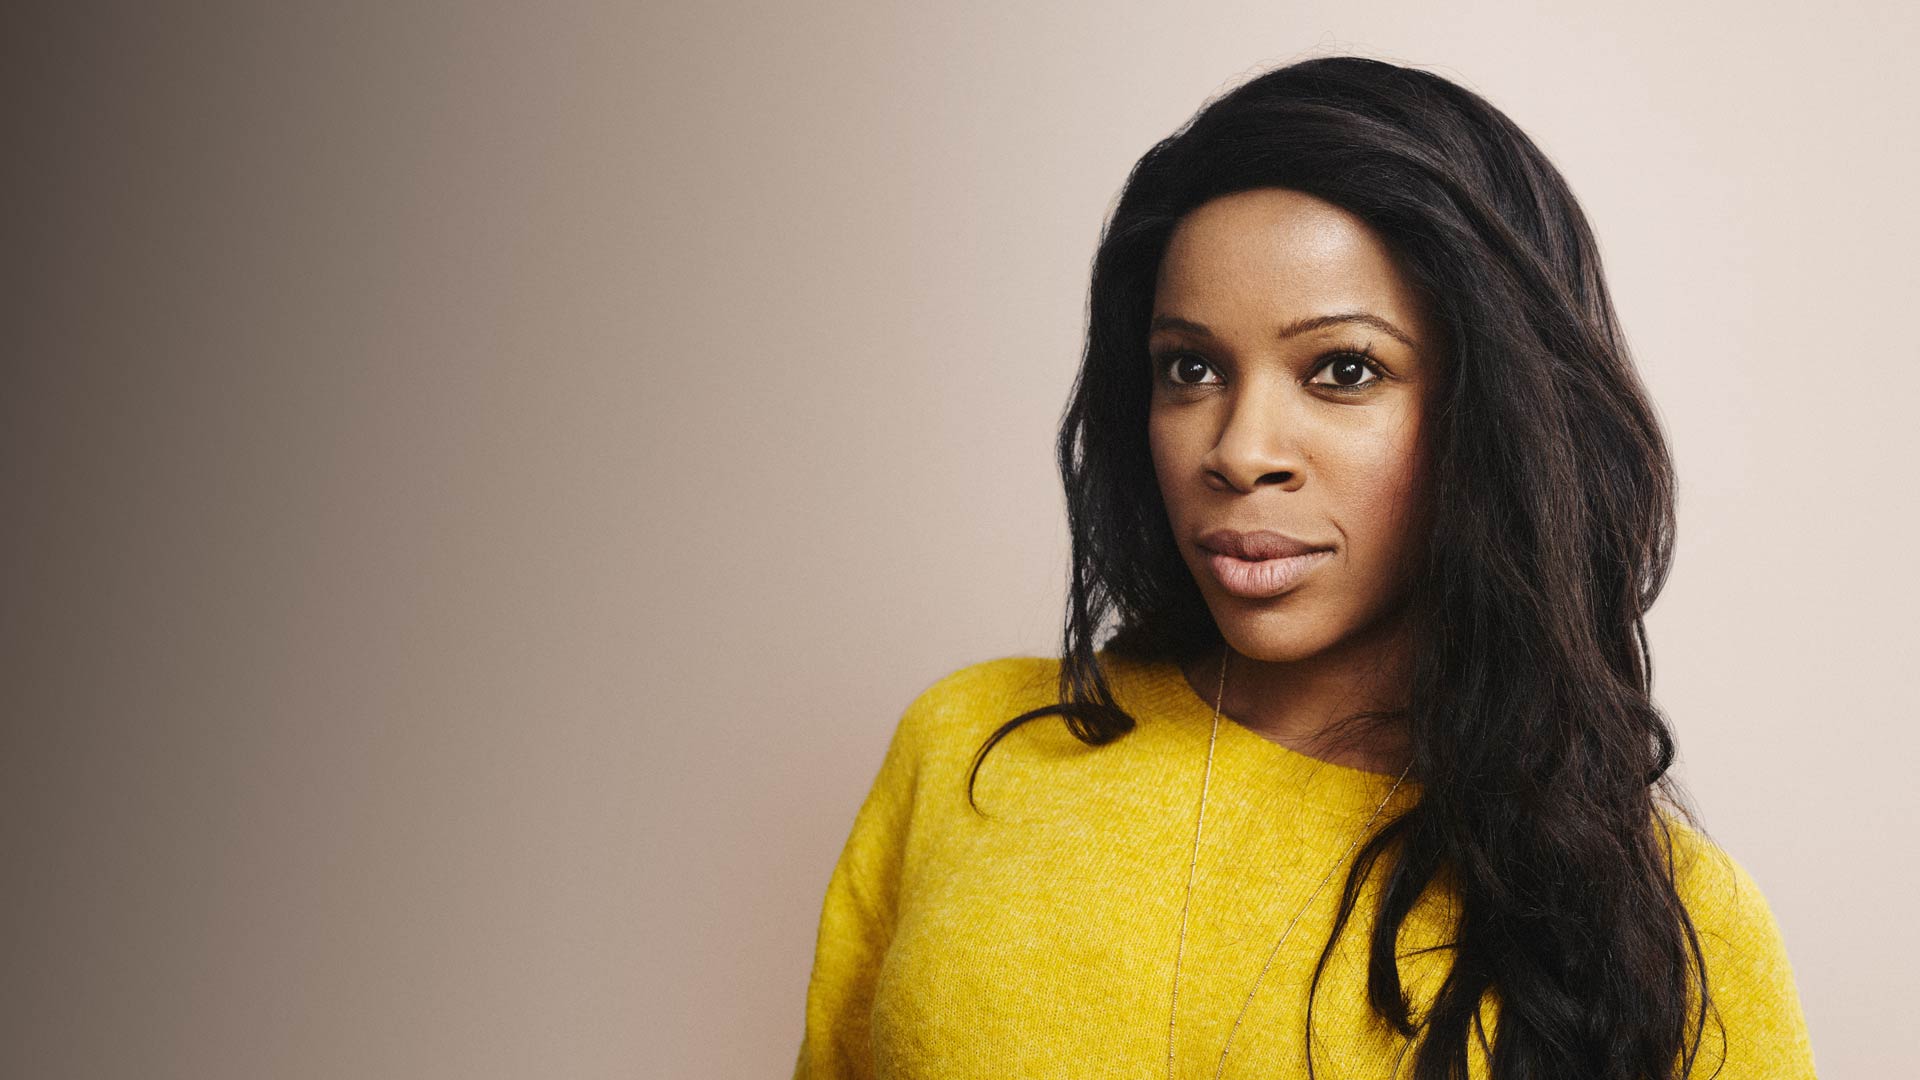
1180, 621, 1414, 777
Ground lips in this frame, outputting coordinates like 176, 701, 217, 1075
1196, 528, 1332, 561
1195, 528, 1335, 600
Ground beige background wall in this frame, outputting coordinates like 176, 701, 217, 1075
5, 2, 1914, 1076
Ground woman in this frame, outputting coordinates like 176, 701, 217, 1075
793, 56, 1815, 1079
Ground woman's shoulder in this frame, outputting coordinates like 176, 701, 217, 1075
890, 649, 1167, 746
911, 651, 1060, 701
1654, 809, 1783, 940
890, 652, 1063, 747
1653, 808, 1817, 1072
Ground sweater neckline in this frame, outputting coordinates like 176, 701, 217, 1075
1111, 651, 1423, 817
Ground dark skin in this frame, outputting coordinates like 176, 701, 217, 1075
1147, 188, 1440, 777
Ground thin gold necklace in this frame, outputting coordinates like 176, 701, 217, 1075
1166, 646, 1414, 1080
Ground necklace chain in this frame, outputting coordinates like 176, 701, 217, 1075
1166, 646, 1414, 1080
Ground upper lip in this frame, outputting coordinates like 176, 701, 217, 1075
1197, 528, 1333, 561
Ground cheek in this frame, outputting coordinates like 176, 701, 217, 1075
1146, 411, 1185, 502
1147, 410, 1213, 540
1336, 425, 1426, 559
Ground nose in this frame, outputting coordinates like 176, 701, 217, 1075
1200, 386, 1307, 493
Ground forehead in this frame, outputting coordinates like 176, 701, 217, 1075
1154, 188, 1428, 336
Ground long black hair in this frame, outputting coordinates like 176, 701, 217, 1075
966, 56, 1722, 1079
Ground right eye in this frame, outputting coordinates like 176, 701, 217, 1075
1157, 352, 1220, 388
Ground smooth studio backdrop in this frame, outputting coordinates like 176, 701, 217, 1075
5, 2, 1916, 1076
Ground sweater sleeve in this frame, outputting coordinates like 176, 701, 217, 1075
791, 682, 932, 1080
1668, 824, 1819, 1078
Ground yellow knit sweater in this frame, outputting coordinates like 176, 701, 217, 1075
792, 652, 1817, 1078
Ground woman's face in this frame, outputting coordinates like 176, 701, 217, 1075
1148, 187, 1439, 665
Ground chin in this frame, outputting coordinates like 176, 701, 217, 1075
1210, 604, 1346, 664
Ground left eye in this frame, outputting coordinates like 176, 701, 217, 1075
1310, 353, 1383, 389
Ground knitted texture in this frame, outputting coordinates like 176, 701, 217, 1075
792, 652, 1817, 1078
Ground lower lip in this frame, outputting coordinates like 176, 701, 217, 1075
1204, 548, 1334, 599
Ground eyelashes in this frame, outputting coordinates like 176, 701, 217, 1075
1153, 343, 1388, 394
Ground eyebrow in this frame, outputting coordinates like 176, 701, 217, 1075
1149, 311, 1419, 350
